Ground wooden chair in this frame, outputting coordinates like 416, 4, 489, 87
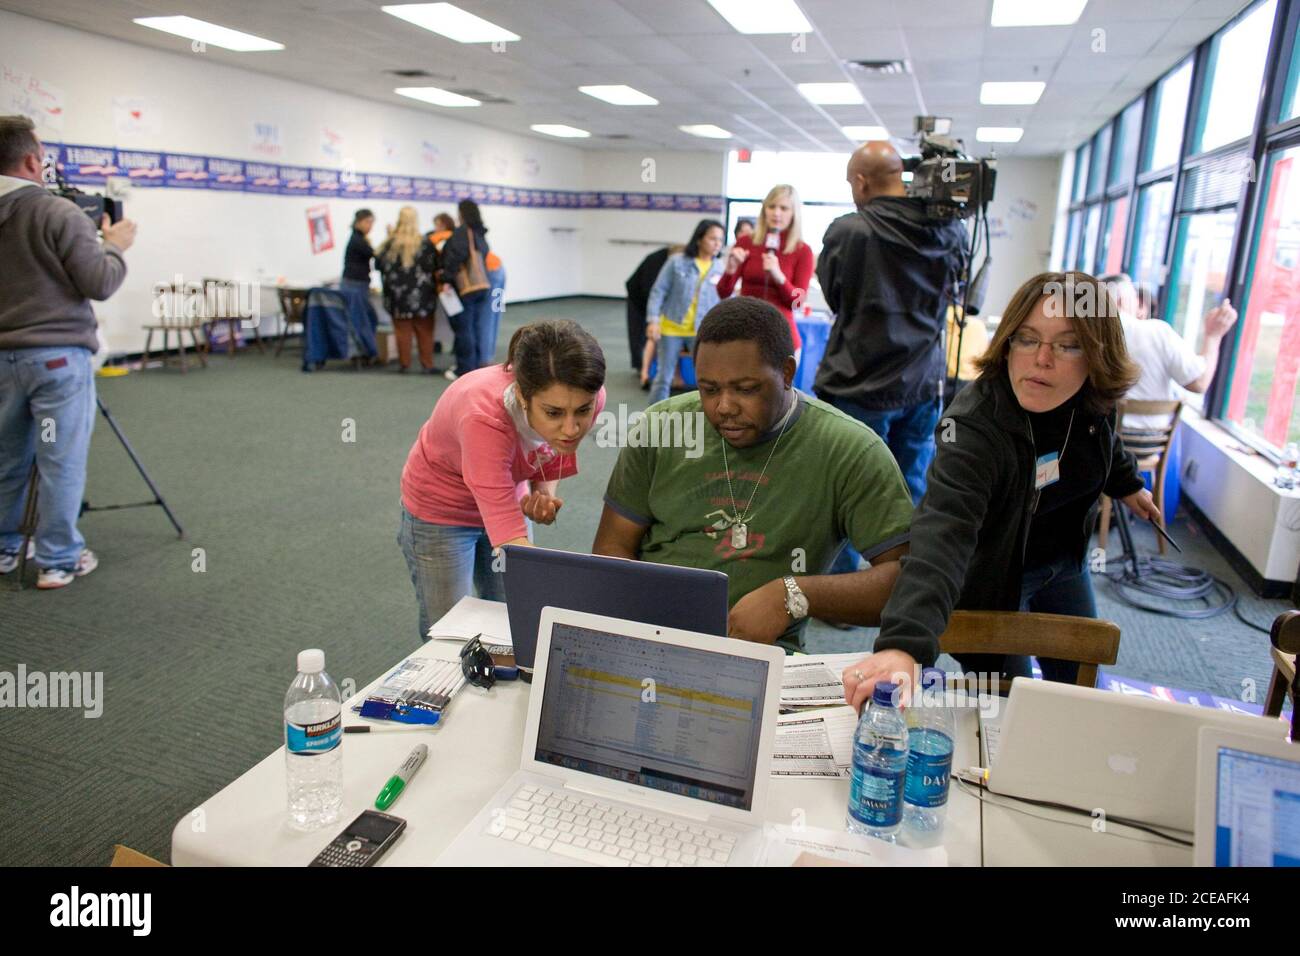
938, 610, 1121, 694
275, 287, 310, 357
202, 278, 266, 357
1098, 399, 1182, 554
141, 282, 207, 373
1265, 610, 1299, 740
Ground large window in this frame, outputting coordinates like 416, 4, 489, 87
1087, 126, 1112, 198
1165, 209, 1238, 347
1099, 196, 1130, 276
1284, 19, 1300, 121
1196, 0, 1280, 153
1130, 181, 1175, 289
1109, 99, 1144, 189
1225, 144, 1300, 450
1080, 204, 1103, 272
1072, 143, 1090, 203
1144, 60, 1194, 172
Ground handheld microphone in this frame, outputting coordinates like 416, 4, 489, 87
764, 231, 781, 252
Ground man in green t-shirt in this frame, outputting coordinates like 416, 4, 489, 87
594, 297, 914, 649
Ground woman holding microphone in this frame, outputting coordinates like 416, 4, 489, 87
840, 272, 1161, 705
717, 184, 814, 358
397, 320, 607, 641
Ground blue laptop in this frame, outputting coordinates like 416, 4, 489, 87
502, 546, 730, 670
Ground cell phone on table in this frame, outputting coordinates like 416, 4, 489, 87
309, 810, 407, 867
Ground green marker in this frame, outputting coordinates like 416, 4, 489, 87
375, 744, 428, 810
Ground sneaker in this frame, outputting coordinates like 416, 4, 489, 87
443, 369, 458, 381
0, 540, 35, 574
36, 549, 98, 590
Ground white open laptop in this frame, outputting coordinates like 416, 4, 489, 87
980, 678, 1286, 833
1193, 727, 1300, 866
436, 606, 785, 867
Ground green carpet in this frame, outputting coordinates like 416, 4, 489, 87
0, 296, 1289, 865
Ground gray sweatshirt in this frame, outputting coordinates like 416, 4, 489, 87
0, 175, 127, 351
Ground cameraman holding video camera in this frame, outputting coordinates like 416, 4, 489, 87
0, 115, 137, 589
814, 140, 968, 507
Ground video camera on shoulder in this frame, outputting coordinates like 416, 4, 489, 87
903, 116, 996, 221
45, 160, 123, 225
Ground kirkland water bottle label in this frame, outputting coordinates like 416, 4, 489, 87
849, 766, 904, 827
286, 714, 341, 755
905, 749, 952, 808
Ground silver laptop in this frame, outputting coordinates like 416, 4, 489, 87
1193, 727, 1300, 866
436, 606, 785, 867
980, 678, 1285, 832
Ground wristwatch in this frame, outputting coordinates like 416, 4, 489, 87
782, 576, 809, 621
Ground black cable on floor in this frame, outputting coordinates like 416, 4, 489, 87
1232, 602, 1274, 634
1101, 552, 1237, 620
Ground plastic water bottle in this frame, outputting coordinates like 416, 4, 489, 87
904, 668, 955, 839
284, 649, 343, 831
846, 682, 909, 842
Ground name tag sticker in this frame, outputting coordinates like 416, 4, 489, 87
1035, 452, 1061, 490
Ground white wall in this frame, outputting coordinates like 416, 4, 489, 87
979, 156, 1063, 319
0, 10, 726, 354
578, 149, 725, 297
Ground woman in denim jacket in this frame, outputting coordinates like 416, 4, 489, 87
644, 219, 725, 405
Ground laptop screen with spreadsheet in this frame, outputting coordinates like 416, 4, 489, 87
1212, 746, 1300, 867
533, 622, 770, 811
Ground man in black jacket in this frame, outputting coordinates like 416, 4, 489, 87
625, 246, 671, 373
814, 141, 968, 505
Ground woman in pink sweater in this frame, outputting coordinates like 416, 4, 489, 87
398, 320, 607, 640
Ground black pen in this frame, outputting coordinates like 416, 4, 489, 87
1150, 519, 1183, 554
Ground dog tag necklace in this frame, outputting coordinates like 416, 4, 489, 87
720, 393, 794, 550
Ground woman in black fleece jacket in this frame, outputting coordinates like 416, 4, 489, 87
842, 272, 1162, 705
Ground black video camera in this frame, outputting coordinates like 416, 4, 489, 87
46, 163, 123, 225
903, 116, 996, 221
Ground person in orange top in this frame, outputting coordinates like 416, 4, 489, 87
485, 247, 506, 364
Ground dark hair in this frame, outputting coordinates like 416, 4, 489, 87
434, 212, 455, 231
353, 208, 374, 226
0, 115, 40, 173
458, 199, 485, 232
734, 217, 756, 239
685, 219, 725, 259
694, 297, 793, 371
974, 271, 1139, 415
506, 320, 605, 400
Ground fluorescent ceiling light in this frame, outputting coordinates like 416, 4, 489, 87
679, 124, 732, 139
382, 3, 519, 43
797, 83, 863, 105
579, 85, 658, 106
133, 16, 283, 51
980, 81, 1045, 105
842, 125, 889, 141
531, 124, 590, 138
706, 0, 812, 34
990, 0, 1087, 27
394, 86, 481, 107
977, 126, 1024, 143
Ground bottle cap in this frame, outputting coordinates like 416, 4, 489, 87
872, 682, 899, 707
297, 649, 325, 674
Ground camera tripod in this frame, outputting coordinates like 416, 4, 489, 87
11, 397, 183, 588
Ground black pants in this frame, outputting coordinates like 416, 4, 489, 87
627, 301, 647, 371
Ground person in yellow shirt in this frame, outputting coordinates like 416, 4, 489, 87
644, 220, 726, 404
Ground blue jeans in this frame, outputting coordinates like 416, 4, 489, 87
650, 335, 692, 405
485, 267, 506, 365
0, 347, 96, 569
397, 507, 506, 643
451, 289, 491, 375
954, 555, 1096, 686
829, 395, 940, 505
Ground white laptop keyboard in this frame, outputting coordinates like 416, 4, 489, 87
487, 783, 738, 867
